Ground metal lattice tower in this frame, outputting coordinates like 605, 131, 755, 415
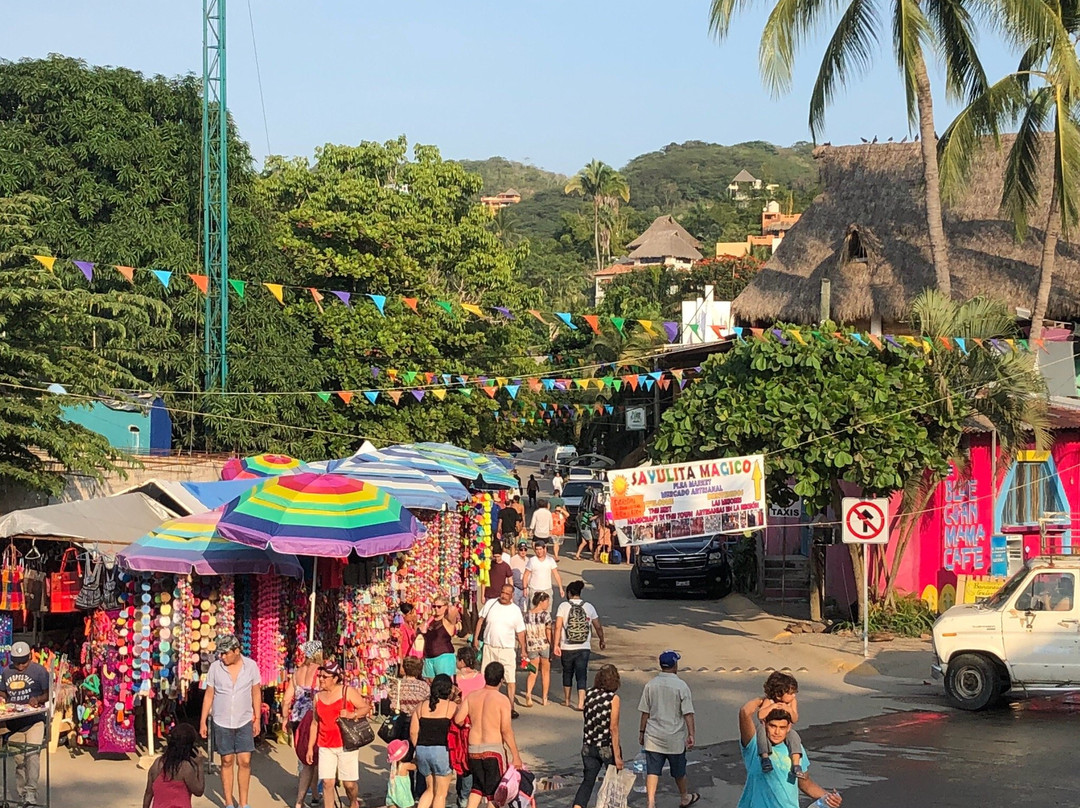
203, 0, 229, 390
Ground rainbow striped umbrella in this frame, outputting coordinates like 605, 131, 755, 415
221, 453, 304, 481
118, 509, 304, 577
216, 472, 424, 557
301, 460, 466, 508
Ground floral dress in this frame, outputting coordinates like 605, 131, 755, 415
523, 610, 551, 659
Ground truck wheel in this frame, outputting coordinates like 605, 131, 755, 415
630, 568, 647, 600
707, 562, 734, 599
944, 653, 1001, 711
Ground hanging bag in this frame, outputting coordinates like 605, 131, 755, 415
0, 545, 23, 612
378, 680, 410, 743
336, 687, 375, 751
75, 553, 104, 611
595, 765, 636, 808
50, 548, 83, 613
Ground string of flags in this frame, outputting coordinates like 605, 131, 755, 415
28, 254, 708, 343
739, 326, 1050, 354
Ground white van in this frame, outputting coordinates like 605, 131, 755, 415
554, 445, 578, 469
932, 556, 1080, 710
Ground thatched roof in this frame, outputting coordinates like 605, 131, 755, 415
628, 215, 702, 249
732, 138, 1080, 324
731, 169, 759, 183
628, 230, 704, 262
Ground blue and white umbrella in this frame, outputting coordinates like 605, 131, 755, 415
302, 459, 468, 507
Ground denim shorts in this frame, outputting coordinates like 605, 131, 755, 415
645, 750, 687, 778
213, 722, 255, 757
416, 744, 452, 777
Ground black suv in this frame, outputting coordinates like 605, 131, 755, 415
630, 536, 733, 599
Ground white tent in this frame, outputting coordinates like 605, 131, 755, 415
0, 493, 177, 547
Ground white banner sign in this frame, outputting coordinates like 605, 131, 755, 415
606, 455, 767, 546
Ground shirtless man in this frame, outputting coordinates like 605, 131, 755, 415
454, 662, 523, 808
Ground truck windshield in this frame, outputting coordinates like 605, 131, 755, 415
980, 568, 1031, 609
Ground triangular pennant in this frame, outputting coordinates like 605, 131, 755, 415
388, 390, 404, 405
73, 260, 94, 282
367, 294, 387, 315
574, 379, 590, 390
605, 405, 614, 415
371, 366, 381, 379
436, 301, 454, 315
151, 269, 172, 289
772, 328, 790, 346
610, 316, 626, 335
229, 279, 247, 298
432, 388, 447, 401
411, 389, 426, 402
671, 369, 684, 380
528, 309, 549, 325
483, 386, 498, 398
264, 283, 285, 305
623, 374, 639, 391
332, 291, 351, 306
458, 388, 473, 398
32, 255, 56, 272
612, 379, 623, 392
402, 371, 418, 384
955, 337, 968, 355
309, 287, 324, 313
689, 323, 701, 337
425, 372, 436, 385
494, 306, 513, 319
583, 315, 602, 335
710, 325, 725, 339
402, 297, 419, 313
973, 338, 984, 347
188, 274, 209, 295
1018, 339, 1029, 351
495, 377, 508, 388
387, 369, 399, 382
662, 321, 680, 341
364, 391, 380, 405
751, 328, 765, 340
115, 265, 135, 284
637, 319, 657, 336
789, 330, 808, 346
733, 326, 744, 340
659, 377, 671, 390
1033, 338, 1047, 352
555, 312, 577, 330
461, 303, 485, 318
939, 336, 954, 351
316, 392, 332, 403
337, 391, 354, 404
505, 384, 520, 399
1005, 338, 1017, 351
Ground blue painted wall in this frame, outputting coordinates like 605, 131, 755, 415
61, 398, 172, 454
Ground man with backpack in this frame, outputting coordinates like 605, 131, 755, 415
553, 580, 605, 711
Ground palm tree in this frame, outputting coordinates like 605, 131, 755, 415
882, 290, 1049, 603
564, 160, 631, 274
708, 0, 989, 297
938, 0, 1080, 338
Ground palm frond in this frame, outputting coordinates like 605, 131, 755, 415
923, 0, 988, 102
710, 0, 763, 39
807, 0, 880, 139
893, 0, 933, 127
1002, 85, 1054, 238
1052, 91, 1080, 238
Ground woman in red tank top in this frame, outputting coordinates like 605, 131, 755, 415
142, 724, 204, 808
305, 660, 371, 808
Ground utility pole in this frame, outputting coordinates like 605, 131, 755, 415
203, 0, 229, 390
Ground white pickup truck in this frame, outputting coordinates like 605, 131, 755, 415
932, 556, 1080, 710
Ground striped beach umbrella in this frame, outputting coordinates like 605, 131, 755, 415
118, 509, 303, 578
221, 453, 304, 481
407, 442, 518, 486
215, 472, 424, 557
355, 444, 514, 489
301, 459, 465, 509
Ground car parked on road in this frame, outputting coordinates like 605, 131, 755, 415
932, 555, 1080, 710
630, 536, 733, 599
560, 480, 603, 533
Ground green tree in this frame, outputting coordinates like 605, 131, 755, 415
882, 291, 1048, 602
258, 138, 545, 450
938, 0, 1080, 338
709, 0, 990, 297
0, 194, 171, 495
564, 160, 631, 273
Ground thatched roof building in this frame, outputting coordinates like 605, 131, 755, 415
732, 138, 1080, 326
628, 215, 702, 249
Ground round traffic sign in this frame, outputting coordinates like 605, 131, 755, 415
845, 500, 885, 540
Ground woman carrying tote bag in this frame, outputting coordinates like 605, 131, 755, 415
305, 660, 371, 808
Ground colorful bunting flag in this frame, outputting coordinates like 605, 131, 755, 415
461, 303, 485, 318
402, 297, 419, 313
368, 294, 387, 315
583, 315, 601, 335
337, 391, 353, 404
436, 301, 454, 315
332, 291, 351, 306
637, 319, 657, 336
610, 316, 626, 335
264, 283, 285, 305
364, 391, 379, 405
387, 390, 403, 404
555, 312, 577, 330
710, 325, 725, 339
494, 306, 513, 319
32, 255, 56, 272
115, 265, 135, 284
411, 389, 425, 402
151, 270, 172, 289
188, 274, 209, 295
229, 279, 247, 298
316, 392, 332, 403
662, 321, 680, 342
955, 337, 968, 355
309, 288, 324, 312
432, 389, 447, 401
505, 384, 520, 399
73, 261, 94, 282
528, 310, 549, 325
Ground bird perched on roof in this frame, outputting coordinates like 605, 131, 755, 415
900, 136, 908, 143
871, 136, 879, 144
860, 137, 869, 143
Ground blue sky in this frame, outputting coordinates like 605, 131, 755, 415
3, 1, 1017, 175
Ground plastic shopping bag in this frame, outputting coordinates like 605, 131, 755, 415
596, 765, 637, 808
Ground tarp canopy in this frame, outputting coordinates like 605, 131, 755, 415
0, 493, 177, 547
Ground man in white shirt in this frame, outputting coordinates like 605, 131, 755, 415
639, 650, 697, 808
473, 583, 528, 718
553, 579, 605, 710
529, 499, 554, 542
199, 634, 262, 808
552, 472, 564, 497
522, 539, 564, 613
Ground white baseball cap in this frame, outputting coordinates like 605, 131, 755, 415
10, 642, 30, 662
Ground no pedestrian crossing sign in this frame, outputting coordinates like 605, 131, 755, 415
842, 497, 889, 545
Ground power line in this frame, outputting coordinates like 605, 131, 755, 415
244, 0, 272, 157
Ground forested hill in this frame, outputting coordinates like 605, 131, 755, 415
621, 140, 818, 211
457, 157, 567, 198
459, 140, 818, 211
